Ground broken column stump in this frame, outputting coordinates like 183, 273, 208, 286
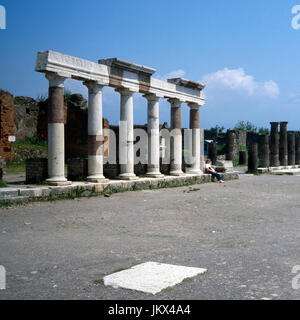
226, 131, 235, 161
288, 133, 296, 166
209, 141, 217, 165
248, 143, 258, 174
259, 134, 270, 168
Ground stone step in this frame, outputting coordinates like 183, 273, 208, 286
0, 188, 20, 198
0, 196, 29, 205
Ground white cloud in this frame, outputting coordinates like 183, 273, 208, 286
157, 69, 186, 81
262, 80, 280, 99
202, 68, 279, 99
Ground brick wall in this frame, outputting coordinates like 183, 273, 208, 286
0, 90, 15, 161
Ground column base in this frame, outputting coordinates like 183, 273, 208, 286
118, 173, 139, 181
169, 170, 185, 177
87, 176, 109, 183
146, 173, 164, 179
46, 177, 72, 186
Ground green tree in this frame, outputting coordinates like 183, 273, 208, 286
210, 125, 225, 133
234, 121, 257, 132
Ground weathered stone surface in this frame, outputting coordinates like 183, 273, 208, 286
0, 90, 14, 161
279, 122, 288, 166
215, 160, 233, 173
209, 141, 217, 165
270, 122, 280, 167
14, 96, 39, 141
288, 133, 295, 165
14, 146, 47, 162
259, 134, 270, 168
226, 131, 235, 161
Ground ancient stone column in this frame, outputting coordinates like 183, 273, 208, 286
186, 104, 201, 174
239, 151, 247, 165
46, 73, 70, 186
259, 134, 270, 168
248, 143, 258, 174
209, 141, 217, 165
288, 132, 296, 165
279, 122, 288, 166
226, 131, 235, 161
270, 122, 280, 167
169, 98, 184, 176
116, 88, 138, 180
296, 137, 300, 165
144, 94, 163, 178
84, 81, 108, 183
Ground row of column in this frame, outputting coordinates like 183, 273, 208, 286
269, 122, 299, 167
45, 73, 202, 185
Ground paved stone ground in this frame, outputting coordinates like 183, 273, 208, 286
0, 174, 299, 300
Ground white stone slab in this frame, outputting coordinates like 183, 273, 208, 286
103, 262, 207, 295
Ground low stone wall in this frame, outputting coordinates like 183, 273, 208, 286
0, 172, 239, 205
67, 158, 88, 181
25, 158, 48, 184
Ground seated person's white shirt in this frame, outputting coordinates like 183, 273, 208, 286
205, 163, 212, 171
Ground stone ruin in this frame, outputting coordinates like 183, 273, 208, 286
0, 90, 14, 161
33, 50, 206, 185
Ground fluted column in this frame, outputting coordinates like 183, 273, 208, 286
226, 131, 235, 161
169, 98, 184, 176
288, 133, 296, 165
186, 103, 201, 174
46, 73, 70, 186
84, 81, 108, 183
280, 122, 288, 166
270, 122, 280, 167
296, 137, 300, 165
144, 94, 164, 178
259, 134, 270, 168
116, 88, 138, 180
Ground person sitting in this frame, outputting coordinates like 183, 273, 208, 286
205, 159, 225, 184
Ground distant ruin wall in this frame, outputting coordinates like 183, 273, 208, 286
0, 90, 14, 161
14, 96, 39, 141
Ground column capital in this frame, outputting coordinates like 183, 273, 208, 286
45, 72, 69, 88
168, 98, 182, 107
280, 121, 288, 127
115, 87, 136, 96
83, 80, 104, 92
188, 102, 200, 109
143, 93, 162, 102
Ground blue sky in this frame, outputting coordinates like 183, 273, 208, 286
1, 0, 300, 129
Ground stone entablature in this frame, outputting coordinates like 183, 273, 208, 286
35, 51, 205, 106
